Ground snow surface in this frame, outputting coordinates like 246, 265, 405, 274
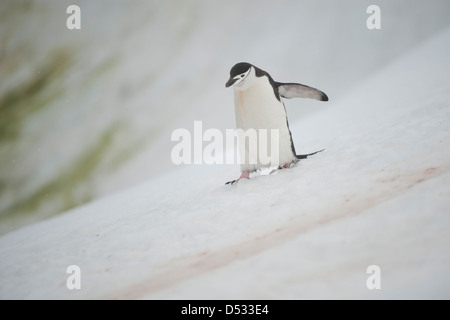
1, 20, 450, 300
2, 0, 450, 234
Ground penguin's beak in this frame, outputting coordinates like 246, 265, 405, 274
225, 77, 237, 88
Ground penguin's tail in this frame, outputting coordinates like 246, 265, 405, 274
296, 149, 325, 160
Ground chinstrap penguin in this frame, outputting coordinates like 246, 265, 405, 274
225, 62, 328, 185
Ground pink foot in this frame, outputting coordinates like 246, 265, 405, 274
278, 163, 292, 169
225, 170, 250, 185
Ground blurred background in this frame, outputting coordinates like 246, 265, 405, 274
1, 0, 449, 235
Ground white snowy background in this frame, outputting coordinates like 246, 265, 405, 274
0, 0, 449, 299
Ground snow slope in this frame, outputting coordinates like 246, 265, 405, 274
2, 0, 450, 235
0, 25, 449, 300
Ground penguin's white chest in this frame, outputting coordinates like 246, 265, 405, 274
233, 76, 296, 171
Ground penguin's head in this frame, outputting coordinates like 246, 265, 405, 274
225, 62, 256, 90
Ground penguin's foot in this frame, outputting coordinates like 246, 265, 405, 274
225, 170, 250, 185
279, 163, 292, 169
278, 161, 297, 170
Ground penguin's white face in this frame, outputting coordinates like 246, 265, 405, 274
225, 63, 256, 91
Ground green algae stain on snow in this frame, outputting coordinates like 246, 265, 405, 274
0, 124, 123, 235
0, 51, 71, 143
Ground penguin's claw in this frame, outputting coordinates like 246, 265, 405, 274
279, 163, 291, 169
225, 170, 251, 185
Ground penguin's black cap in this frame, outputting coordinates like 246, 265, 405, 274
226, 62, 253, 87
229, 62, 252, 77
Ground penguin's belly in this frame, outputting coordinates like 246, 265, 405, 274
234, 79, 296, 171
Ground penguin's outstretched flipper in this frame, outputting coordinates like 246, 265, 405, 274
296, 148, 325, 160
277, 82, 328, 101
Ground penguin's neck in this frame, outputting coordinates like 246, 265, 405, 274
234, 76, 279, 112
